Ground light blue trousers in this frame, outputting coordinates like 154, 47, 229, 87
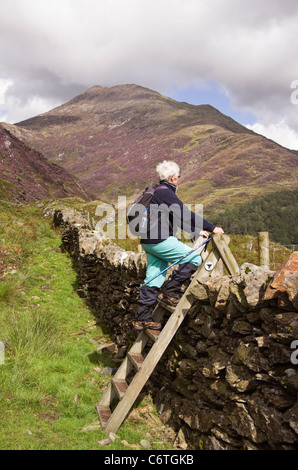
142, 236, 202, 288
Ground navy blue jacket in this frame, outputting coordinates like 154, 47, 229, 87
141, 181, 216, 244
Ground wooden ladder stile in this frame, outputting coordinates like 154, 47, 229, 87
96, 234, 238, 434
212, 234, 240, 276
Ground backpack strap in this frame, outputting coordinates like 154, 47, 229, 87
154, 184, 169, 192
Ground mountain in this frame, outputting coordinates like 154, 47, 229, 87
0, 123, 90, 203
9, 84, 298, 214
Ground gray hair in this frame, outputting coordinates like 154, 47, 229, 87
156, 160, 180, 181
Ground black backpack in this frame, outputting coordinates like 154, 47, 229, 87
127, 184, 168, 236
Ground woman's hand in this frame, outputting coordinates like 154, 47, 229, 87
213, 227, 224, 234
199, 230, 210, 238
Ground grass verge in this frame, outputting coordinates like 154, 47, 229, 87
0, 201, 174, 450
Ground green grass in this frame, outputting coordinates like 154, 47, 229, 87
0, 200, 174, 450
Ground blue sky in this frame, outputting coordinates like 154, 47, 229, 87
167, 82, 257, 126
1, 0, 298, 149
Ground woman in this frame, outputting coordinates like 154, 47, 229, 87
134, 160, 224, 331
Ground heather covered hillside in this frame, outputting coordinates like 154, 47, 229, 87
10, 84, 298, 213
0, 124, 90, 203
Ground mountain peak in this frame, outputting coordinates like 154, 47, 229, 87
10, 84, 298, 210
64, 83, 162, 106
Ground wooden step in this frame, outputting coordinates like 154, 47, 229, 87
96, 405, 112, 428
145, 328, 161, 342
102, 298, 193, 433
158, 300, 176, 313
112, 378, 129, 399
127, 352, 144, 370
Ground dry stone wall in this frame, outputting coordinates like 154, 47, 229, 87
53, 208, 298, 450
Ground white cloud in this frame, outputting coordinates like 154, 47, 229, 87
0, 0, 298, 149
3, 94, 62, 124
0, 78, 13, 102
0, 76, 62, 122
247, 119, 298, 151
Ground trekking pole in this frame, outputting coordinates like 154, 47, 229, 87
140, 236, 212, 288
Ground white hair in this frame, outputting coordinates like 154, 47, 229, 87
156, 160, 180, 181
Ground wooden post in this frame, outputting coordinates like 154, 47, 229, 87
212, 234, 240, 276
258, 232, 270, 269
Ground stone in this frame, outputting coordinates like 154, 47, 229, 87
140, 439, 151, 449
211, 427, 241, 448
248, 392, 296, 444
100, 366, 114, 376
174, 428, 188, 450
114, 345, 127, 359
178, 343, 197, 359
261, 310, 298, 343
215, 278, 232, 311
207, 346, 230, 375
189, 279, 209, 301
210, 379, 235, 401
97, 432, 118, 446
204, 276, 231, 311
284, 403, 298, 435
81, 423, 101, 432
226, 364, 256, 392
210, 436, 234, 450
281, 371, 298, 395
232, 343, 269, 373
178, 403, 224, 433
240, 263, 275, 307
256, 336, 269, 348
97, 437, 112, 446
231, 319, 253, 335
265, 252, 298, 300
96, 343, 116, 353
283, 274, 298, 309
260, 386, 296, 409
227, 402, 267, 443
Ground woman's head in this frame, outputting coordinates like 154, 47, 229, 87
156, 160, 180, 183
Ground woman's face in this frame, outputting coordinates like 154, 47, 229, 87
169, 174, 180, 186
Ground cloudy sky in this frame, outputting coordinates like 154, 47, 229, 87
1, 0, 298, 149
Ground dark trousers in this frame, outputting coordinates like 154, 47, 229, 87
162, 262, 197, 298
136, 262, 197, 321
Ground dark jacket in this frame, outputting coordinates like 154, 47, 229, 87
141, 181, 216, 244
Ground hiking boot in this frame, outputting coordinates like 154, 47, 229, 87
161, 294, 181, 307
133, 321, 162, 331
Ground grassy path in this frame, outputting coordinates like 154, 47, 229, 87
0, 202, 173, 450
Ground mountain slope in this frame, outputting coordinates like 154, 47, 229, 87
0, 124, 90, 203
213, 189, 298, 245
10, 84, 298, 212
